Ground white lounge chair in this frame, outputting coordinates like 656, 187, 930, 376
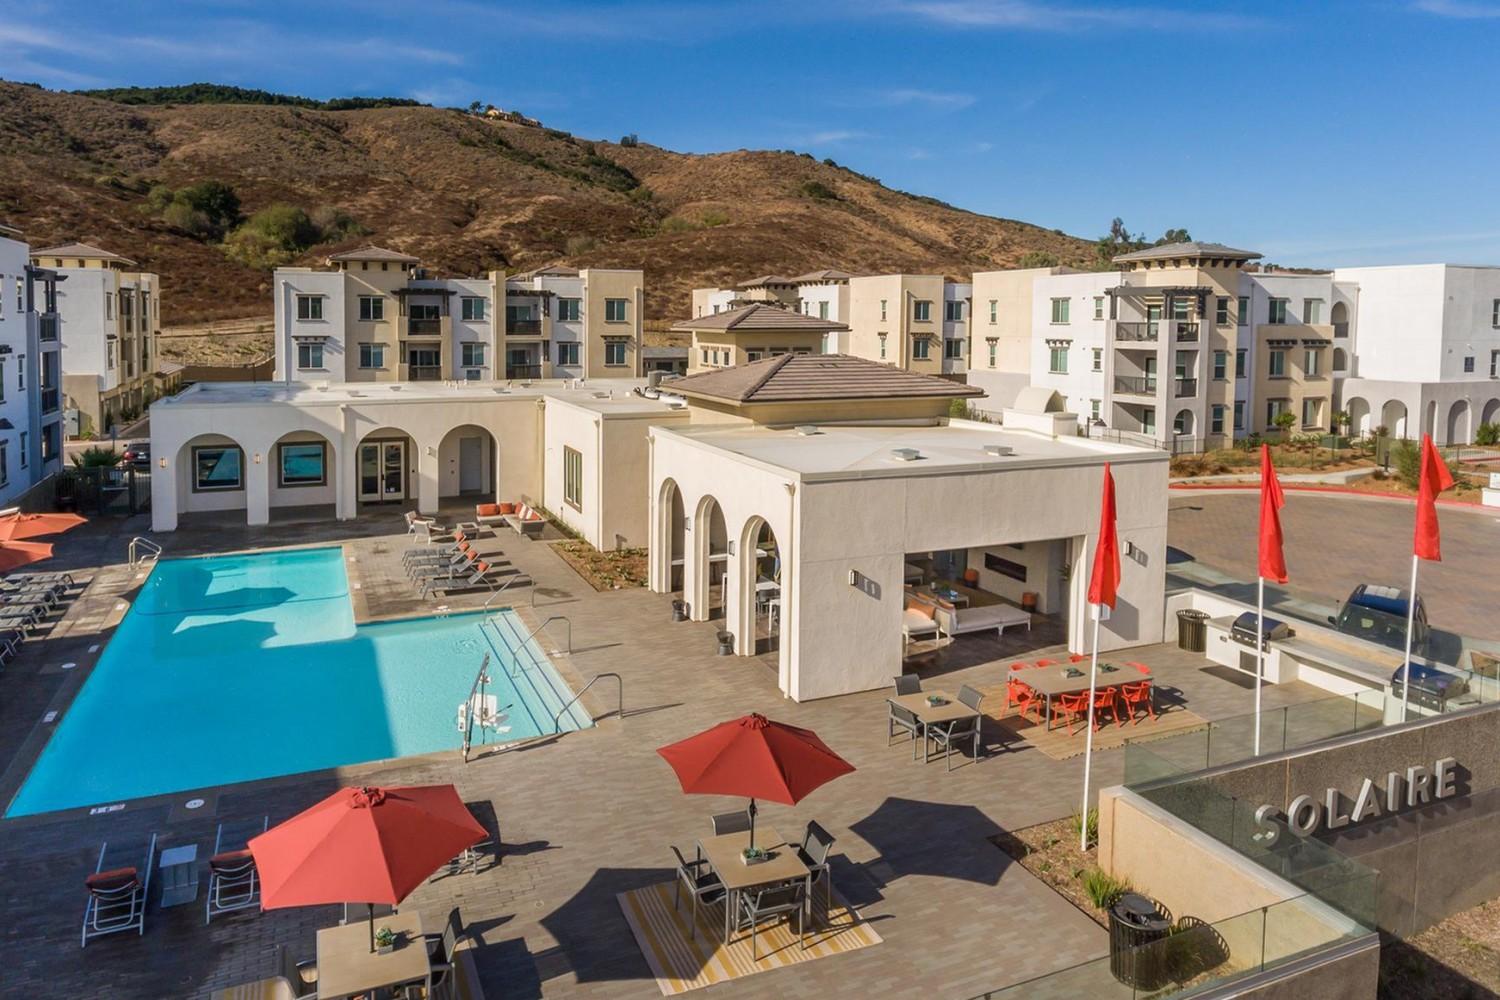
82, 834, 157, 947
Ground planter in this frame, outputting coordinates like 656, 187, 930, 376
377, 943, 394, 955
740, 849, 770, 866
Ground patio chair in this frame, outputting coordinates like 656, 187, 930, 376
423, 906, 465, 998
410, 519, 451, 545
710, 810, 752, 836
1128, 661, 1152, 676
1056, 691, 1091, 735
925, 715, 981, 770
958, 684, 984, 713
405, 510, 433, 535
407, 544, 474, 584
888, 703, 923, 759
795, 821, 836, 916
414, 551, 480, 596
205, 816, 268, 925
1035, 658, 1057, 667
435, 800, 501, 879
893, 673, 921, 696
81, 834, 156, 947
1006, 676, 1042, 721
342, 902, 395, 925
423, 559, 498, 599
210, 945, 312, 1000
1092, 687, 1124, 729
276, 943, 319, 998
735, 881, 807, 962
403, 529, 467, 565
670, 845, 726, 939
1120, 681, 1157, 724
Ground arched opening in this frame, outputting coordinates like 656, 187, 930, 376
740, 516, 781, 655
656, 479, 686, 594
176, 432, 248, 524
356, 426, 416, 510
269, 430, 337, 522
1332, 348, 1348, 373
1423, 400, 1438, 440
1380, 399, 1408, 438
1481, 398, 1500, 429
1173, 408, 1195, 438
1345, 397, 1371, 437
1446, 399, 1471, 446
693, 495, 728, 619
1330, 301, 1349, 334
438, 424, 498, 503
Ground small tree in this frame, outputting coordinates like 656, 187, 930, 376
1272, 410, 1296, 438
71, 446, 121, 468
1476, 421, 1500, 446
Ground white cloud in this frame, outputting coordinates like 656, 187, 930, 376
908, 148, 933, 160
882, 0, 1258, 32
975, 140, 995, 152
879, 87, 976, 110
1411, 0, 1500, 16
804, 129, 871, 144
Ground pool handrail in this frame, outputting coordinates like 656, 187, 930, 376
127, 536, 161, 569
553, 672, 622, 734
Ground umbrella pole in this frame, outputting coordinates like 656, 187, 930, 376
369, 902, 375, 953
748, 798, 757, 851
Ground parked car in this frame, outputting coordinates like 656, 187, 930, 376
120, 443, 151, 469
1328, 584, 1428, 654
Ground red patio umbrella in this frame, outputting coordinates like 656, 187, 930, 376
0, 511, 85, 542
249, 785, 486, 951
0, 540, 54, 573
657, 713, 855, 851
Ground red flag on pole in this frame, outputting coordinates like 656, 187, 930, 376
1258, 445, 1288, 584
1414, 434, 1455, 561
1087, 464, 1120, 609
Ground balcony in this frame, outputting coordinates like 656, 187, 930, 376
41, 387, 59, 413
39, 314, 58, 342
509, 319, 543, 337
1114, 321, 1159, 343
408, 365, 442, 381
1114, 375, 1158, 396
1175, 378, 1198, 398
1172, 321, 1200, 342
407, 318, 442, 337
506, 364, 543, 380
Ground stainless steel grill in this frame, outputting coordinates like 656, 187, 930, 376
1229, 612, 1293, 649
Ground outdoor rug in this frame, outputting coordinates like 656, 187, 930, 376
977, 686, 1209, 761
617, 881, 882, 995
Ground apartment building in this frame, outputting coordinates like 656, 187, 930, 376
31, 242, 163, 436
274, 249, 644, 383
0, 225, 65, 503
842, 274, 971, 379
673, 303, 847, 373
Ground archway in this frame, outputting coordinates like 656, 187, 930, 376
693, 495, 728, 620
356, 426, 416, 510
1380, 399, 1407, 438
438, 424, 498, 502
656, 479, 686, 594
175, 432, 248, 523
269, 430, 337, 521
1173, 408, 1195, 438
1345, 397, 1370, 437
1332, 348, 1348, 374
1424, 400, 1438, 440
1446, 399, 1471, 446
1482, 398, 1500, 429
739, 515, 781, 656
1330, 301, 1349, 333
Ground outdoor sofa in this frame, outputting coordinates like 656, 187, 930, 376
474, 502, 547, 538
932, 599, 1031, 640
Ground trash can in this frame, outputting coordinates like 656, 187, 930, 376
671, 600, 687, 622
716, 631, 734, 656
1108, 893, 1172, 989
1177, 609, 1209, 652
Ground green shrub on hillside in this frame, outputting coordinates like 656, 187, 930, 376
799, 180, 839, 201
148, 179, 241, 240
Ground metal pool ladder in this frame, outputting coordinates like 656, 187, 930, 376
552, 673, 623, 734
460, 653, 513, 763
127, 536, 162, 569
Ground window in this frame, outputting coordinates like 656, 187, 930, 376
296, 295, 323, 321
296, 342, 324, 370
1211, 405, 1226, 434
983, 552, 1027, 582
987, 341, 997, 367
943, 338, 963, 360
1493, 299, 1500, 328
1266, 398, 1289, 428
557, 342, 580, 366
1462, 355, 1475, 373
1050, 297, 1070, 324
0, 441, 7, 487
988, 299, 997, 324
1237, 295, 1249, 326
461, 296, 486, 321
0, 358, 6, 401
944, 300, 963, 322
880, 299, 887, 322
1213, 351, 1228, 380
358, 343, 385, 369
879, 335, 887, 359
1093, 296, 1105, 321
1171, 297, 1190, 320
1268, 349, 1286, 377
1304, 348, 1322, 376
461, 343, 485, 367
604, 298, 628, 322
18, 431, 25, 468
604, 341, 627, 366
914, 300, 932, 322
1234, 400, 1245, 430
358, 296, 384, 321
1090, 399, 1101, 421
1303, 298, 1323, 324
558, 297, 581, 321
1215, 297, 1229, 325
1142, 407, 1156, 436
410, 303, 440, 321
1048, 345, 1068, 374
105, 293, 113, 320
563, 446, 583, 511
278, 442, 326, 487
1491, 350, 1500, 377
1268, 298, 1288, 325
193, 446, 243, 491
1235, 349, 1247, 378
819, 300, 830, 320
1302, 398, 1321, 428
16, 355, 23, 390
506, 304, 534, 324
912, 337, 931, 360
1091, 348, 1102, 372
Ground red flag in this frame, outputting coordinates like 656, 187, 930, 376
1258, 445, 1288, 584
1087, 464, 1120, 609
1414, 434, 1455, 561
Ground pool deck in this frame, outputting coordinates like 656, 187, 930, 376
0, 507, 1349, 999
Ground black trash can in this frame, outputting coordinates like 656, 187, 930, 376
1177, 609, 1209, 652
1108, 893, 1173, 989
716, 631, 734, 656
671, 600, 687, 622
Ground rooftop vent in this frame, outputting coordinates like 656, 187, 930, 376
984, 444, 1014, 457
891, 448, 922, 462
390, 385, 402, 391
796, 425, 822, 436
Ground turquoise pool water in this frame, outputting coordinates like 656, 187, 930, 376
6, 547, 587, 818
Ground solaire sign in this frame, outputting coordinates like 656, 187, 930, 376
1252, 757, 1458, 846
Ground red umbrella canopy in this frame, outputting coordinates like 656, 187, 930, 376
0, 540, 53, 573
657, 713, 855, 807
0, 512, 85, 542
249, 785, 486, 908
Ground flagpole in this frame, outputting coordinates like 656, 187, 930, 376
1400, 554, 1419, 723
1080, 602, 1102, 854
1254, 575, 1265, 756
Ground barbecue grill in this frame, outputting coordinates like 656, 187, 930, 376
1229, 612, 1293, 650
1391, 662, 1470, 713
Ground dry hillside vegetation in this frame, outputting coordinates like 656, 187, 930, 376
0, 81, 1093, 330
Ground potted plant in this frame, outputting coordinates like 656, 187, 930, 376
374, 926, 397, 954
740, 845, 769, 866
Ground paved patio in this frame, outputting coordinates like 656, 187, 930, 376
0, 508, 1344, 999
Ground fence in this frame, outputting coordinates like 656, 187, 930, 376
56, 466, 152, 516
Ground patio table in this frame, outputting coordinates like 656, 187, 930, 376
316, 911, 429, 1000
697, 825, 810, 945
888, 690, 982, 762
1012, 665, 1132, 731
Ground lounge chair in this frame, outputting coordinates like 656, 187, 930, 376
411, 549, 478, 588
933, 601, 1032, 640
671, 846, 726, 940
403, 528, 468, 565
735, 882, 807, 961
82, 834, 156, 947
710, 809, 751, 836
421, 558, 497, 599
9, 570, 75, 588
205, 816, 268, 925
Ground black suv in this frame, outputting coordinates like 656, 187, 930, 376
121, 443, 151, 468
1328, 584, 1429, 654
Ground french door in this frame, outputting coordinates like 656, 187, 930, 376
359, 441, 405, 502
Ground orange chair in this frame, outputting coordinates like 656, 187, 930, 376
1056, 692, 1091, 734
1127, 661, 1151, 676
1120, 681, 1156, 724
1007, 677, 1044, 723
1035, 658, 1057, 668
1009, 661, 1032, 673
1092, 687, 1123, 729
1069, 653, 1088, 664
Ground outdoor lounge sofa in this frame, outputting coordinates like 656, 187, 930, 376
933, 600, 1031, 640
475, 502, 547, 538
902, 594, 942, 646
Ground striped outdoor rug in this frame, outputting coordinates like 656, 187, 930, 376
617, 881, 882, 995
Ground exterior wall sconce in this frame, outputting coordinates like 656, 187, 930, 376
253, 452, 262, 464
157, 457, 167, 469
427, 446, 437, 457
727, 540, 735, 556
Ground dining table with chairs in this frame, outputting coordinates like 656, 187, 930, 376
1006, 659, 1156, 733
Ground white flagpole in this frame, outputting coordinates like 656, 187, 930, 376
1254, 575, 1265, 757
1400, 553, 1419, 723
1080, 602, 1102, 853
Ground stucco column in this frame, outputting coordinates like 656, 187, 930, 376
416, 439, 439, 516
685, 520, 709, 621
245, 445, 271, 527
150, 462, 178, 532
336, 405, 355, 520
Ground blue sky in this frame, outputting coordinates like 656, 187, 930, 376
2, 0, 1498, 267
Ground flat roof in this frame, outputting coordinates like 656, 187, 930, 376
659, 421, 1166, 482
158, 378, 668, 411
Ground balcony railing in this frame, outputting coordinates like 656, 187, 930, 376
1175, 378, 1198, 398
40, 388, 59, 413
506, 364, 544, 380
509, 319, 543, 336
1113, 375, 1157, 395
39, 314, 58, 342
407, 318, 442, 337
1172, 321, 1200, 342
408, 365, 442, 381
1114, 321, 1159, 342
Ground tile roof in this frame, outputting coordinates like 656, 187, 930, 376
735, 274, 796, 289
1112, 241, 1262, 263
788, 268, 856, 283
671, 302, 849, 333
31, 242, 137, 266
666, 353, 983, 404
512, 265, 580, 280
327, 245, 421, 264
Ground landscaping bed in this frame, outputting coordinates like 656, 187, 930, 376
990, 815, 1122, 928
553, 540, 647, 591
1380, 898, 1500, 998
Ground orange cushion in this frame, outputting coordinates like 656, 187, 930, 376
904, 598, 934, 620
476, 503, 500, 517
86, 867, 138, 892
210, 849, 254, 870
498, 502, 517, 515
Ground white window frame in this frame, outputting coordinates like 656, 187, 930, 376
296, 341, 324, 370
558, 342, 580, 366
1091, 348, 1102, 372
358, 296, 384, 322
1303, 298, 1324, 325
913, 300, 932, 322
358, 343, 385, 369
1268, 298, 1288, 325
988, 300, 997, 324
1048, 345, 1068, 374
1237, 295, 1249, 327
558, 297, 581, 322
563, 445, 583, 511
1050, 298, 1070, 324
1304, 348, 1322, 376
1268, 349, 1286, 377
604, 341, 627, 366
296, 295, 324, 321
604, 298, 628, 323
461, 343, 486, 367
461, 296, 487, 321
912, 337, 931, 360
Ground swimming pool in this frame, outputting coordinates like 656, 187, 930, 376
6, 546, 588, 818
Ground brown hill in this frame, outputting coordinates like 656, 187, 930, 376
0, 81, 1094, 327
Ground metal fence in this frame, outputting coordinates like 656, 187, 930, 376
56, 466, 152, 516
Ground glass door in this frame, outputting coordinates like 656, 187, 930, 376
359, 441, 405, 502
